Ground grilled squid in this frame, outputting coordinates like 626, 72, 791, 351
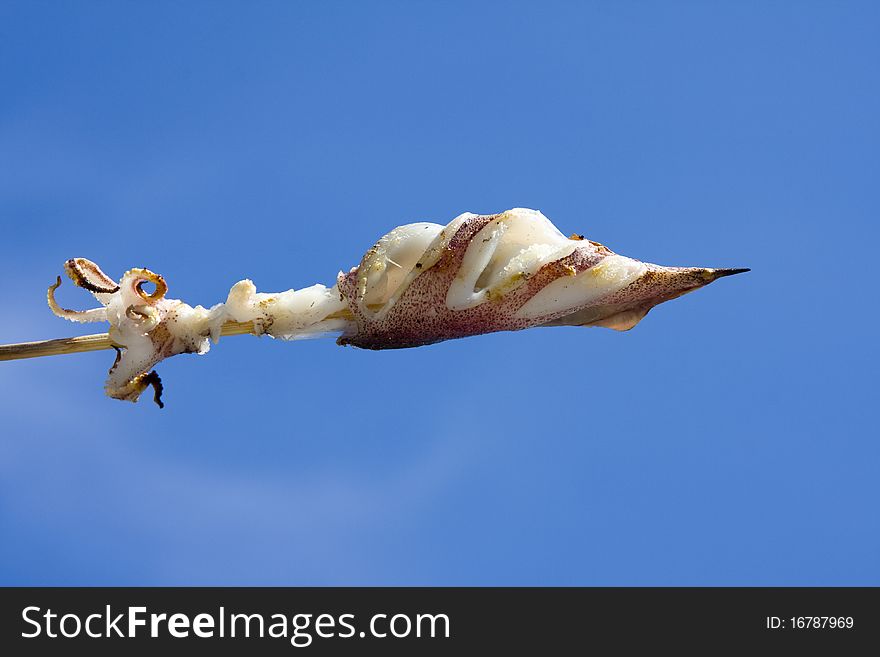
48, 208, 747, 406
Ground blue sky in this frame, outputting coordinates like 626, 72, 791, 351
0, 1, 877, 585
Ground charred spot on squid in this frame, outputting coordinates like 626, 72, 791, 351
144, 371, 164, 409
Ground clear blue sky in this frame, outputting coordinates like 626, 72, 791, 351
1, 1, 877, 585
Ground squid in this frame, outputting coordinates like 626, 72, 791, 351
41, 208, 747, 406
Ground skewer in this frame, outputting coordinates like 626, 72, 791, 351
0, 321, 257, 362
1, 208, 748, 405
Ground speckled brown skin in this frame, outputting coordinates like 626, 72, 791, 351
338, 214, 609, 349
548, 265, 739, 331
337, 214, 747, 349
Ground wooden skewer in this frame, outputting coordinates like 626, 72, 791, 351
0, 320, 257, 362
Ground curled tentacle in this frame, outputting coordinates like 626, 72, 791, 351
124, 304, 161, 331
127, 268, 168, 302
47, 276, 108, 323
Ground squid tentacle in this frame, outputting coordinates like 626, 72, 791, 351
47, 277, 109, 323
